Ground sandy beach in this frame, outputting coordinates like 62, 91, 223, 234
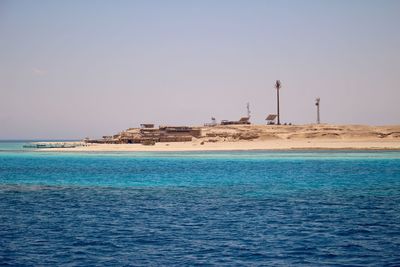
40, 124, 400, 152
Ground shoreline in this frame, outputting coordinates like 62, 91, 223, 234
33, 148, 400, 154
37, 140, 400, 153
24, 124, 400, 153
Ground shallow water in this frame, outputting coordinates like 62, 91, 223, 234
1, 147, 400, 265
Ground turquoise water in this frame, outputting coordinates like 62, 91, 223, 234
0, 141, 33, 151
1, 142, 400, 265
0, 140, 78, 152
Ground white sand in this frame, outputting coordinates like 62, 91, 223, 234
39, 124, 400, 152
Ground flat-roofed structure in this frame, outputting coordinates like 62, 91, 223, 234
140, 124, 155, 129
86, 124, 202, 145
221, 117, 250, 125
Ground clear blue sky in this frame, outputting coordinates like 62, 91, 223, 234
0, 0, 399, 139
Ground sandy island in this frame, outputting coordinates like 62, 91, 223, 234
37, 124, 400, 152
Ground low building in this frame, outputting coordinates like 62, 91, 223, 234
86, 124, 202, 145
221, 117, 250, 125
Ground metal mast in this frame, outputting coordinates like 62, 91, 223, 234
246, 102, 251, 118
275, 80, 281, 125
315, 97, 320, 124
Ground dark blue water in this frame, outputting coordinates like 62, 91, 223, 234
1, 149, 400, 266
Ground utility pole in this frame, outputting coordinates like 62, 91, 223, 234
275, 80, 281, 125
315, 97, 320, 124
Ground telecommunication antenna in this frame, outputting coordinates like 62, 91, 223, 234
315, 97, 320, 124
275, 80, 281, 125
246, 102, 251, 118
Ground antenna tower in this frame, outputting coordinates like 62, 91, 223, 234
275, 80, 281, 125
246, 102, 251, 118
315, 97, 320, 124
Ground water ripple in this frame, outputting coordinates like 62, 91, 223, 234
0, 152, 400, 265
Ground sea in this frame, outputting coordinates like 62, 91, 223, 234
0, 141, 400, 266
